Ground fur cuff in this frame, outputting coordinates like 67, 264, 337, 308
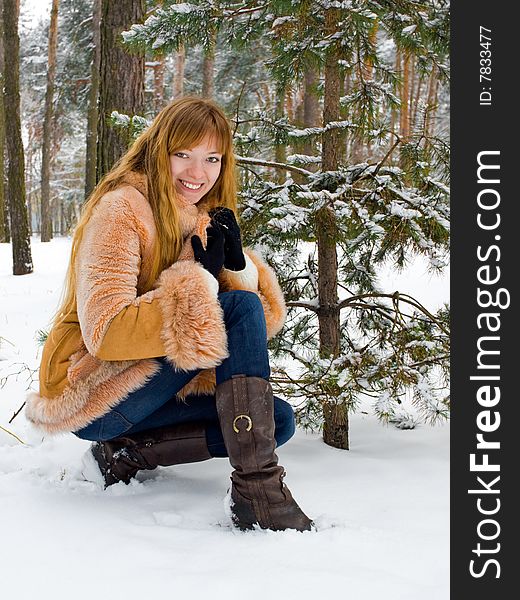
25, 358, 161, 434
156, 261, 228, 371
219, 253, 259, 291
176, 368, 216, 400
244, 249, 287, 339
218, 248, 287, 340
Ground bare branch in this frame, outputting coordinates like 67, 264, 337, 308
236, 155, 313, 178
338, 292, 449, 335
286, 300, 319, 312
0, 424, 26, 445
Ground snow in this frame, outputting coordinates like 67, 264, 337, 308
20, 0, 51, 30
0, 237, 449, 599
378, 254, 450, 312
167, 3, 199, 15
402, 25, 418, 35
271, 16, 297, 28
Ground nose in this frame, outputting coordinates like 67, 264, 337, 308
186, 160, 205, 180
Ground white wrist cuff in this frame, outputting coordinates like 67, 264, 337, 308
223, 254, 259, 290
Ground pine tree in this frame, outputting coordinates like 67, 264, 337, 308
122, 0, 451, 448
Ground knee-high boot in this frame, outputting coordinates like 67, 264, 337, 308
215, 374, 313, 532
85, 421, 212, 488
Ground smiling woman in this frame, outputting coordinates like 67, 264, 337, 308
25, 96, 314, 533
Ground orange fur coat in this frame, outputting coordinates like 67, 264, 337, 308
25, 172, 286, 434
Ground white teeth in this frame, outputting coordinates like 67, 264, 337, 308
180, 180, 203, 190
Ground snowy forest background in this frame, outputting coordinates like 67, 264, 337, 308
1, 1, 449, 597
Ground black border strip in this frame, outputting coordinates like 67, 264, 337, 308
451, 2, 514, 595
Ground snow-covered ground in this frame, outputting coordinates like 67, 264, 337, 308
0, 238, 449, 600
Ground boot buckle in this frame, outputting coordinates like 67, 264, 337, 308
233, 414, 252, 433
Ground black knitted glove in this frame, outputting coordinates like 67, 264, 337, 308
191, 224, 225, 280
209, 207, 246, 271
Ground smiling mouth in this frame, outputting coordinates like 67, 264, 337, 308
179, 179, 204, 191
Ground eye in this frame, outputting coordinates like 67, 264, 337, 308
207, 156, 221, 163
174, 152, 189, 159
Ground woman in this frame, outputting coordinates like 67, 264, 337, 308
25, 97, 313, 533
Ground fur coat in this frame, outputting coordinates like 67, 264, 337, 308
25, 172, 287, 434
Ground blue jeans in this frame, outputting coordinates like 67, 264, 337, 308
73, 290, 295, 457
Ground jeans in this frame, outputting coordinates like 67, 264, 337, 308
73, 290, 295, 457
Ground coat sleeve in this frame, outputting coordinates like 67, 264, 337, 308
76, 193, 228, 370
218, 248, 287, 339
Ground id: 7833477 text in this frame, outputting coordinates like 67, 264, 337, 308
480, 26, 492, 106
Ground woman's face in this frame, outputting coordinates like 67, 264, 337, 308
169, 135, 223, 205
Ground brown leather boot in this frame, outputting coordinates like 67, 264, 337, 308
87, 421, 212, 488
215, 374, 313, 532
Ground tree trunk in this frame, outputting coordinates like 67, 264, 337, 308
320, 6, 344, 447
425, 64, 438, 137
26, 120, 41, 234
274, 85, 287, 184
84, 0, 101, 201
362, 20, 378, 82
285, 87, 294, 122
411, 73, 424, 131
400, 50, 411, 141
59, 195, 65, 235
201, 28, 216, 98
26, 138, 33, 234
408, 55, 415, 133
323, 402, 349, 449
3, 0, 33, 274
153, 54, 165, 112
343, 69, 353, 160
294, 85, 304, 125
171, 0, 185, 98
292, 66, 320, 185
97, 0, 145, 180
303, 66, 320, 162
390, 49, 400, 143
40, 0, 59, 242
0, 0, 9, 243
151, 0, 165, 112
173, 45, 185, 98
432, 75, 440, 135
